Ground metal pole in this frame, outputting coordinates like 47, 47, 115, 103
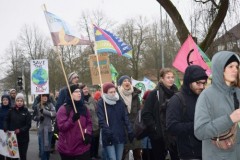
160, 5, 164, 68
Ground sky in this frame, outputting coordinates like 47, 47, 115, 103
0, 0, 194, 59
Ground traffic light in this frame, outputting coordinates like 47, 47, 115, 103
17, 76, 23, 87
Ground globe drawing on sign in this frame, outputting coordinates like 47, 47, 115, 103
32, 68, 48, 86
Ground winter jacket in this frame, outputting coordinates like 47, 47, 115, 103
33, 102, 56, 133
55, 86, 68, 111
142, 83, 178, 140
118, 87, 142, 149
97, 98, 133, 148
166, 65, 207, 159
84, 96, 99, 134
0, 105, 10, 129
194, 51, 240, 160
57, 104, 92, 156
4, 106, 31, 142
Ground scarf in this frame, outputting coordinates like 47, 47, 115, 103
118, 86, 133, 113
102, 93, 119, 105
66, 96, 87, 116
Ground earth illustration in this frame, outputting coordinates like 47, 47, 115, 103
32, 68, 48, 86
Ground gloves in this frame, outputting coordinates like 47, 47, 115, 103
40, 116, 44, 122
14, 129, 20, 134
40, 109, 43, 114
103, 128, 113, 144
72, 113, 80, 122
128, 132, 135, 143
83, 133, 92, 145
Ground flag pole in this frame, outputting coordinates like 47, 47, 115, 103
92, 24, 109, 126
42, 4, 85, 140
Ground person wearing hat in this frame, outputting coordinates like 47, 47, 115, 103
116, 75, 142, 160
194, 51, 240, 160
32, 94, 56, 160
142, 68, 179, 160
57, 84, 92, 160
97, 82, 134, 160
166, 65, 208, 160
55, 72, 79, 111
4, 93, 31, 160
0, 95, 11, 160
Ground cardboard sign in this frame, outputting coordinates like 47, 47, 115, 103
89, 53, 111, 85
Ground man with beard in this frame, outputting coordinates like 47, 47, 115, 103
166, 65, 208, 160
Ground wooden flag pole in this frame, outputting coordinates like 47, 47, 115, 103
56, 46, 85, 140
93, 24, 109, 126
42, 4, 84, 140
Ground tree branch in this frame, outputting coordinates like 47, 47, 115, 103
156, 0, 189, 45
199, 0, 229, 51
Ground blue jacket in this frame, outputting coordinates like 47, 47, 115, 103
97, 98, 133, 147
55, 87, 68, 111
0, 105, 10, 129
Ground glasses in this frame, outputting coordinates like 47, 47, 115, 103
73, 90, 81, 93
195, 81, 207, 86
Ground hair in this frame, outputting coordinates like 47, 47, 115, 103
159, 68, 174, 83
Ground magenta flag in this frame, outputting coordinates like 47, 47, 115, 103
172, 35, 211, 75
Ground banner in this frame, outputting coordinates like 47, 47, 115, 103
31, 59, 49, 94
110, 64, 119, 85
0, 130, 19, 158
89, 53, 112, 85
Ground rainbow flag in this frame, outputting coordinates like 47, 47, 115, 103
94, 24, 132, 58
172, 35, 211, 75
44, 11, 91, 46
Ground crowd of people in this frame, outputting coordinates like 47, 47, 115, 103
1, 50, 240, 160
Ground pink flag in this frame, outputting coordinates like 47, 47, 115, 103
172, 35, 211, 75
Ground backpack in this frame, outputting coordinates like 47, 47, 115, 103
133, 109, 148, 140
53, 104, 71, 140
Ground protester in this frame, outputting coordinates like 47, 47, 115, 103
94, 90, 102, 102
9, 89, 17, 108
33, 94, 56, 160
4, 93, 32, 160
0, 95, 11, 160
116, 75, 142, 160
194, 51, 240, 159
80, 84, 100, 160
55, 72, 79, 111
57, 84, 92, 160
142, 68, 179, 160
140, 90, 154, 160
97, 82, 134, 160
166, 65, 208, 160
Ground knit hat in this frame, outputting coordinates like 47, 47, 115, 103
224, 55, 239, 69
186, 65, 208, 84
15, 93, 24, 101
1, 95, 11, 102
68, 72, 79, 83
103, 82, 115, 93
118, 75, 131, 86
9, 89, 16, 93
69, 84, 80, 94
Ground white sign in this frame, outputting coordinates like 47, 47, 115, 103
30, 59, 49, 94
0, 130, 19, 158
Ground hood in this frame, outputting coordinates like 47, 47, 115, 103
211, 51, 239, 92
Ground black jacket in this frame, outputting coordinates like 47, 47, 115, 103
141, 83, 177, 140
4, 107, 32, 142
166, 65, 206, 159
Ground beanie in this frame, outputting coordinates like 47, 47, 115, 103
103, 82, 115, 93
9, 89, 16, 93
224, 55, 239, 69
1, 95, 11, 102
69, 84, 80, 94
118, 75, 131, 86
15, 93, 24, 101
186, 65, 208, 84
68, 72, 79, 83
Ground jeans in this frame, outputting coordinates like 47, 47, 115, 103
105, 144, 124, 160
39, 131, 53, 160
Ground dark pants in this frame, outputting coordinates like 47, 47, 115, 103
142, 149, 154, 160
0, 155, 12, 160
168, 141, 180, 160
150, 138, 166, 160
60, 151, 90, 160
90, 135, 99, 158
